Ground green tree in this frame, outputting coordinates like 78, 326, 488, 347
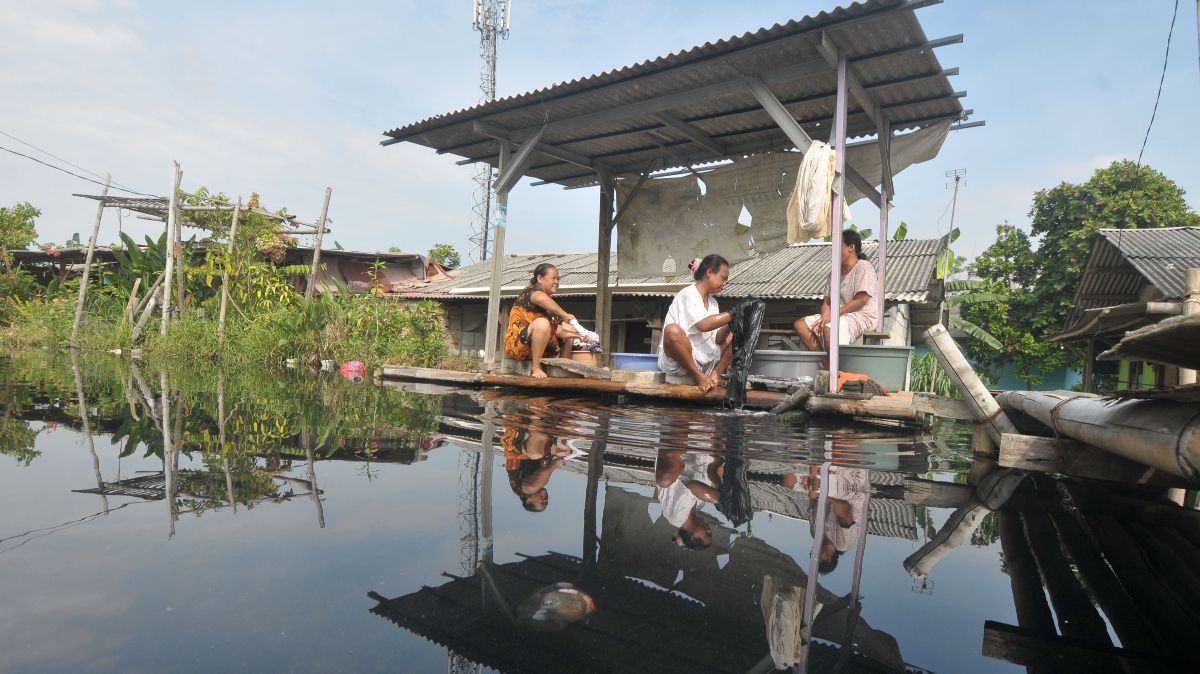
428, 243, 460, 270
0, 202, 40, 272
963, 161, 1200, 388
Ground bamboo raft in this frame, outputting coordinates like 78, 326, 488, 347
377, 364, 923, 422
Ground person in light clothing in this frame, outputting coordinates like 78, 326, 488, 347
793, 229, 880, 354
655, 449, 724, 550
658, 254, 735, 392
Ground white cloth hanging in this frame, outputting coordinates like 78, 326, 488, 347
786, 140, 851, 244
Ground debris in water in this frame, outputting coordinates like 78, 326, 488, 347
516, 582, 596, 632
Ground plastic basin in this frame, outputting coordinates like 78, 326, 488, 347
838, 345, 914, 391
612, 352, 660, 371
749, 350, 824, 380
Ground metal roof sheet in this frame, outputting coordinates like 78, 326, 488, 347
382, 0, 968, 187
399, 238, 939, 303
1064, 227, 1200, 331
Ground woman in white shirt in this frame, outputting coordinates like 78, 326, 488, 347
658, 254, 735, 392
794, 229, 880, 353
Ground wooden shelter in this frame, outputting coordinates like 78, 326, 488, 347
382, 0, 980, 392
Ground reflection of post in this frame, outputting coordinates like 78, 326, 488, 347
479, 402, 496, 567
70, 351, 108, 514
798, 462, 831, 673
582, 417, 609, 569
302, 426, 325, 529
218, 371, 236, 512
161, 370, 176, 537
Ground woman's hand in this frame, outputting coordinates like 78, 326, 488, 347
561, 313, 576, 323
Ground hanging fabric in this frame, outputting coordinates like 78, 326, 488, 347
786, 140, 851, 244
723, 298, 767, 408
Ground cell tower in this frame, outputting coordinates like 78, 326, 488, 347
468, 0, 512, 262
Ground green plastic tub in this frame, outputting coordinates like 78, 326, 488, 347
838, 345, 914, 391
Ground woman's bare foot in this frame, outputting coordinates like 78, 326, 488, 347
691, 371, 714, 392
531, 368, 548, 379
709, 372, 722, 389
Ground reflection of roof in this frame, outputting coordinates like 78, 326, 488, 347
399, 239, 941, 303
382, 0, 968, 189
1061, 228, 1200, 338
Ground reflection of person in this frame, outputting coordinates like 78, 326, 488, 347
658, 254, 735, 392
502, 425, 570, 512
793, 230, 879, 353
785, 465, 869, 573
503, 264, 588, 379
655, 450, 725, 550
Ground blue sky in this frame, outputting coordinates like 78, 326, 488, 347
2, 0, 1198, 265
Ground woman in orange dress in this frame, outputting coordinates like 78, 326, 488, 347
503, 263, 586, 378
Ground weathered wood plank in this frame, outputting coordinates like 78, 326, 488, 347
982, 621, 1170, 673
805, 391, 917, 421
999, 433, 1188, 487
925, 324, 1018, 443
902, 477, 974, 508
911, 392, 974, 420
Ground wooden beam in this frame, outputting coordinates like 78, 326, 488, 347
911, 392, 973, 420
650, 111, 726, 158
494, 125, 547, 194
982, 621, 1165, 672
1023, 509, 1114, 644
999, 432, 1189, 487
903, 476, 974, 508
997, 513, 1056, 637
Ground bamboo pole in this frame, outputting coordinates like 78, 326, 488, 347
174, 189, 185, 321
303, 427, 325, 529
1179, 268, 1200, 386
70, 350, 109, 514
130, 287, 161, 343
997, 389, 1200, 482
924, 324, 1017, 445
218, 371, 236, 512
304, 187, 332, 301
122, 277, 142, 324
70, 174, 110, 346
160, 370, 175, 537
160, 162, 182, 336
218, 197, 242, 346
132, 272, 165, 318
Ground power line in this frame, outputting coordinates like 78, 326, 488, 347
0, 128, 146, 195
0, 144, 160, 198
1136, 0, 1180, 170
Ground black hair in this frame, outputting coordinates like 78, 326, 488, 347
676, 526, 712, 550
842, 230, 863, 260
818, 549, 843, 575
692, 253, 729, 282
531, 263, 557, 286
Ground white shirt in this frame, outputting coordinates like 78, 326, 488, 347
658, 283, 720, 372
661, 452, 717, 527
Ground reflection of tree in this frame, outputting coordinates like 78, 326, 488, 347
972, 511, 1000, 547
0, 414, 39, 466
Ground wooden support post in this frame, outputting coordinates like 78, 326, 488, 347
160, 370, 175, 537
973, 422, 997, 458
174, 190, 185, 321
160, 162, 182, 336
1022, 510, 1113, 644
70, 350, 109, 514
218, 371, 236, 512
827, 49, 849, 393
479, 403, 496, 566
595, 173, 615, 357
925, 324, 1018, 445
997, 513, 1055, 635
483, 142, 511, 369
305, 188, 332, 301
70, 174, 110, 346
122, 277, 142, 324
1179, 267, 1200, 386
218, 197, 242, 346
303, 428, 325, 529
1082, 338, 1097, 393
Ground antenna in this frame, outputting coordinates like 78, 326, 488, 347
945, 169, 966, 233
468, 1, 513, 263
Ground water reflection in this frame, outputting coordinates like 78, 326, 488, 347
3, 352, 1200, 672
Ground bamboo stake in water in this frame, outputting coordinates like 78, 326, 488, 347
305, 188, 332, 301
70, 174, 110, 346
160, 162, 182, 336
218, 197, 242, 347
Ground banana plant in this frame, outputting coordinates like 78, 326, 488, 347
944, 278, 1003, 350
935, 227, 961, 279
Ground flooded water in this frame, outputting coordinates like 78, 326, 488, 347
2, 351, 1197, 673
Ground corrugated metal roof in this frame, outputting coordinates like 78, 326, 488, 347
382, 0, 967, 187
399, 238, 940, 303
1065, 227, 1200, 330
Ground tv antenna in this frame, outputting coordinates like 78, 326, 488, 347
945, 169, 966, 232
468, 0, 513, 263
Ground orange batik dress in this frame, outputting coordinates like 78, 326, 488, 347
503, 284, 561, 361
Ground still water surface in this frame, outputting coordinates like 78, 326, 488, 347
1, 352, 1190, 672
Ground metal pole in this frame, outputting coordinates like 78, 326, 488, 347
71, 174, 110, 346
827, 51, 849, 392
305, 188, 332, 301
483, 142, 511, 368
160, 162, 182, 336
218, 197, 242, 346
876, 117, 892, 332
